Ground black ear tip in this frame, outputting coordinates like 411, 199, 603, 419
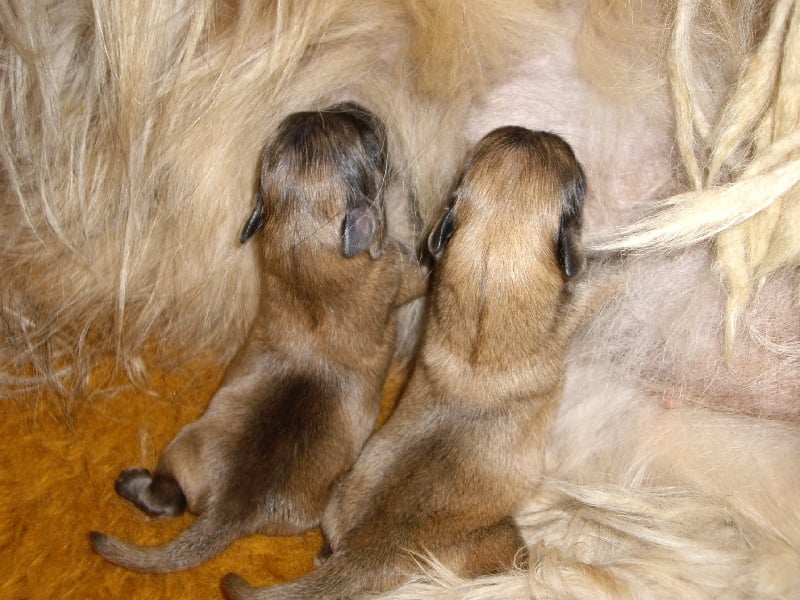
557, 218, 585, 279
240, 201, 265, 244
556, 156, 587, 278
562, 249, 584, 279
427, 207, 456, 260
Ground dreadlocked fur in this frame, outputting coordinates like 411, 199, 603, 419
2, 0, 799, 597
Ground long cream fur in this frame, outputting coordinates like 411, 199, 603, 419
2, 0, 799, 597
0, 0, 526, 399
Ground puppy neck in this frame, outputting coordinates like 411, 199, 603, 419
257, 244, 378, 328
429, 235, 568, 362
420, 257, 569, 405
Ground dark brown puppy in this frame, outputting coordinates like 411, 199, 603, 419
90, 103, 427, 573
222, 126, 587, 599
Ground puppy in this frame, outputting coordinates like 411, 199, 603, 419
90, 103, 427, 573
222, 126, 587, 599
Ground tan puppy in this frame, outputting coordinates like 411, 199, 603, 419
90, 103, 427, 573
223, 126, 587, 599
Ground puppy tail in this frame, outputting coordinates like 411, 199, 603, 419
222, 555, 378, 600
222, 572, 325, 600
89, 513, 236, 573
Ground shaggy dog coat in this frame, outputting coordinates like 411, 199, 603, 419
2, 0, 799, 598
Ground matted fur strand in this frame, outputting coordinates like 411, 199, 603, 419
594, 0, 800, 349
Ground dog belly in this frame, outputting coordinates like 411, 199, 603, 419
468, 58, 673, 240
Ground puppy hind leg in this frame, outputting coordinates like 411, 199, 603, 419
221, 521, 526, 600
453, 516, 528, 577
114, 468, 187, 517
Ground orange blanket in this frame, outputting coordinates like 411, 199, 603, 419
1, 355, 405, 598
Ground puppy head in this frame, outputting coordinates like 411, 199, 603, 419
428, 127, 586, 280
240, 102, 387, 260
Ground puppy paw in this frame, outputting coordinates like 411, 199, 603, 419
114, 467, 187, 517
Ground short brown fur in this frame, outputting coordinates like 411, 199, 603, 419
222, 127, 588, 599
89, 104, 427, 573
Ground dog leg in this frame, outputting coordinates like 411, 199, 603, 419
114, 468, 187, 517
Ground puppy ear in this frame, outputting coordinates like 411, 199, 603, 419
427, 205, 456, 261
326, 103, 387, 259
239, 193, 266, 244
341, 200, 380, 258
557, 164, 586, 278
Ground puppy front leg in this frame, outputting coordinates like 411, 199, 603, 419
393, 248, 431, 306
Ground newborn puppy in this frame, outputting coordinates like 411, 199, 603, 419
222, 126, 587, 599
90, 103, 427, 573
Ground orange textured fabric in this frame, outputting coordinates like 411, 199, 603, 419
1, 355, 406, 599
